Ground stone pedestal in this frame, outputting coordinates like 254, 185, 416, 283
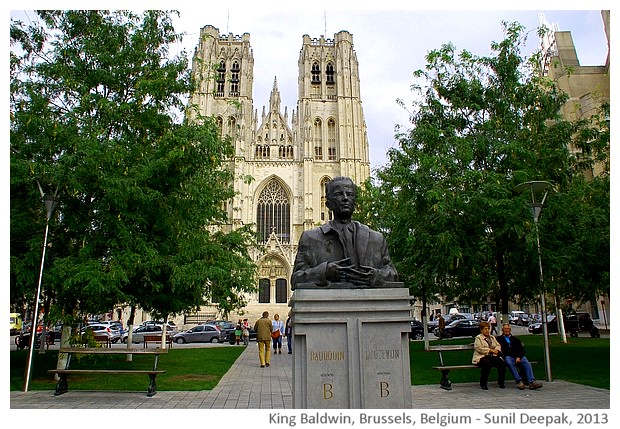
289, 286, 412, 409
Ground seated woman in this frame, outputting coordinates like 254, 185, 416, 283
472, 321, 506, 390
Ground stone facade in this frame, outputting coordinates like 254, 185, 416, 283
184, 26, 371, 323
539, 11, 610, 178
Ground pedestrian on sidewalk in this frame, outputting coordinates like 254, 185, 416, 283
488, 313, 498, 335
234, 319, 242, 345
254, 311, 272, 368
272, 313, 284, 354
242, 318, 251, 346
285, 316, 293, 354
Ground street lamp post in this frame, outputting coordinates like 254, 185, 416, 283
22, 185, 58, 392
514, 181, 554, 382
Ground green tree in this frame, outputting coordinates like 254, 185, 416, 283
370, 21, 609, 316
10, 11, 257, 329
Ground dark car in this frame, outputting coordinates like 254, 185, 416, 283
427, 313, 472, 331
434, 319, 480, 338
528, 313, 601, 338
409, 320, 424, 340
227, 328, 257, 344
528, 314, 558, 334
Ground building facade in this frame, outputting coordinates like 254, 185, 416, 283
183, 25, 371, 323
538, 11, 610, 326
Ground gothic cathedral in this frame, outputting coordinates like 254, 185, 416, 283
187, 25, 371, 321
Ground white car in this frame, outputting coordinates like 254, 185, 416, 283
509, 311, 526, 324
80, 324, 121, 343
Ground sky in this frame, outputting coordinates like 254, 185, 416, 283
160, 5, 609, 171
9, 3, 611, 172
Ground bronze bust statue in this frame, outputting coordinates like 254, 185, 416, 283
292, 176, 399, 289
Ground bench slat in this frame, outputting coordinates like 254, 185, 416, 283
59, 347, 167, 355
428, 344, 474, 351
432, 365, 477, 370
49, 370, 165, 374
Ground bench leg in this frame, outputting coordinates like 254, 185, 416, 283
439, 369, 452, 390
54, 374, 69, 396
147, 374, 158, 397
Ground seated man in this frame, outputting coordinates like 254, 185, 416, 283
496, 323, 543, 390
472, 321, 506, 390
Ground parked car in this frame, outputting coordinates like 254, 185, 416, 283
90, 320, 125, 335
409, 320, 424, 340
227, 328, 258, 344
515, 313, 531, 326
139, 320, 178, 333
122, 324, 174, 344
14, 323, 62, 349
528, 314, 558, 334
205, 320, 235, 334
37, 324, 63, 341
528, 312, 600, 338
564, 312, 600, 337
79, 323, 121, 343
509, 311, 526, 324
427, 313, 473, 331
172, 324, 222, 344
434, 319, 480, 338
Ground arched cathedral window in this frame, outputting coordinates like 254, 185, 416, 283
276, 279, 288, 303
326, 62, 335, 83
313, 118, 323, 160
327, 118, 337, 160
311, 62, 321, 83
257, 179, 290, 244
258, 278, 270, 303
230, 60, 240, 96
227, 116, 237, 139
215, 116, 224, 138
320, 177, 333, 222
216, 61, 226, 96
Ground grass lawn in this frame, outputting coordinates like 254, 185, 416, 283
411, 335, 610, 389
11, 335, 609, 392
10, 346, 245, 392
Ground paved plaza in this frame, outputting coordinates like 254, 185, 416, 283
10, 341, 609, 410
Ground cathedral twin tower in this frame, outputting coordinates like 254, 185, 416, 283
187, 25, 371, 317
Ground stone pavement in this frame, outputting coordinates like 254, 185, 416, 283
10, 343, 609, 409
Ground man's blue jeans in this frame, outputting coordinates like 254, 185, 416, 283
505, 356, 535, 383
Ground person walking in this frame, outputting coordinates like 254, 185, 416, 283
285, 317, 293, 354
234, 319, 242, 345
242, 318, 251, 346
488, 312, 498, 335
438, 314, 447, 339
254, 311, 272, 368
271, 313, 285, 354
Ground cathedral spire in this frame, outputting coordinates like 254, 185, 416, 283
269, 76, 281, 113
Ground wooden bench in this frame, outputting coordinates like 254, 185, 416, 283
429, 344, 476, 390
143, 334, 173, 349
429, 343, 536, 390
93, 335, 111, 348
48, 347, 167, 397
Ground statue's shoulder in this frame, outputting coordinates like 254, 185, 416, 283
300, 223, 330, 239
353, 221, 383, 237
